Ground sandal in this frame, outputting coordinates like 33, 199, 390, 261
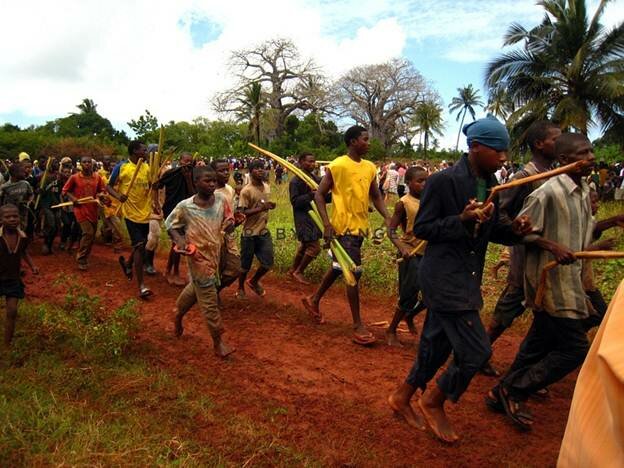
246, 280, 265, 297
497, 385, 533, 431
118, 256, 132, 280
302, 297, 324, 324
352, 331, 376, 346
484, 388, 504, 413
138, 287, 153, 299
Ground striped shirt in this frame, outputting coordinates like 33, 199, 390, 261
520, 174, 593, 319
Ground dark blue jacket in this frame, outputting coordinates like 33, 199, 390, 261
414, 155, 520, 312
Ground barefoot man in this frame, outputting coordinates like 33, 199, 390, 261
388, 115, 532, 442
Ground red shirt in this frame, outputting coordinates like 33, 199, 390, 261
62, 172, 105, 223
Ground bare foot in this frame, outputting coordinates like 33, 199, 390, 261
418, 395, 459, 443
385, 330, 403, 347
292, 271, 311, 285
174, 313, 184, 337
302, 296, 323, 323
388, 392, 425, 430
214, 341, 236, 358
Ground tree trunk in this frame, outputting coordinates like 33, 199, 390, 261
424, 131, 429, 160
455, 108, 467, 151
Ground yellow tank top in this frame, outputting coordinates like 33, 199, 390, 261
328, 155, 377, 236
400, 193, 426, 255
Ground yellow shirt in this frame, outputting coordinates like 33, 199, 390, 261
328, 155, 377, 236
110, 160, 151, 223
400, 193, 427, 255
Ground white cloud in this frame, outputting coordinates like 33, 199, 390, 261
0, 0, 407, 131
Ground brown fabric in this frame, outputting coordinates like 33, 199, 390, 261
558, 280, 624, 467
297, 240, 321, 258
239, 182, 270, 236
219, 246, 241, 288
176, 281, 222, 334
77, 220, 96, 264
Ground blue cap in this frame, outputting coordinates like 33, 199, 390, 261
463, 114, 510, 151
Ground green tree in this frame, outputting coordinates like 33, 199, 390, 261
485, 86, 515, 122
486, 0, 624, 136
236, 81, 265, 144
412, 100, 445, 159
449, 84, 484, 151
128, 110, 159, 141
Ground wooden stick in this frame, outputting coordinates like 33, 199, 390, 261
617, 221, 624, 228
51, 197, 100, 209
396, 240, 427, 264
485, 160, 589, 205
535, 250, 624, 307
114, 158, 144, 216
34, 157, 54, 210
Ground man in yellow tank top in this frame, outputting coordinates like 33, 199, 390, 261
302, 126, 391, 346
386, 166, 428, 346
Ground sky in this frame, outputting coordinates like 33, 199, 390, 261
0, 0, 621, 150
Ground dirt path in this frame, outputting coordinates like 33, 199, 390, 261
26, 244, 573, 466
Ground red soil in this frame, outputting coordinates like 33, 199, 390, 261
26, 243, 574, 466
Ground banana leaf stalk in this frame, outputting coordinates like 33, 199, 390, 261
308, 209, 357, 286
248, 143, 359, 277
34, 157, 53, 210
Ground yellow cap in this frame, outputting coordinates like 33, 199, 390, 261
18, 152, 31, 162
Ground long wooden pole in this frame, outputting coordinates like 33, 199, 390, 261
535, 250, 624, 307
34, 157, 53, 210
114, 158, 144, 216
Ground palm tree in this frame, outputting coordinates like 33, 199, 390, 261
485, 0, 624, 135
76, 98, 98, 114
235, 82, 265, 144
486, 86, 515, 122
413, 100, 445, 159
449, 84, 484, 150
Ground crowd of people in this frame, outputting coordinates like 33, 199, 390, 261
1, 117, 623, 448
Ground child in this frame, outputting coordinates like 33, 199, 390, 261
62, 156, 105, 270
211, 159, 245, 296
236, 159, 275, 299
0, 162, 34, 230
288, 152, 327, 284
107, 141, 154, 298
1, 204, 38, 346
490, 133, 596, 431
388, 116, 531, 442
165, 166, 235, 358
386, 166, 428, 346
302, 125, 391, 344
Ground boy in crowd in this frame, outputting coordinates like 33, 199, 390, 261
388, 116, 532, 443
302, 125, 391, 345
98, 155, 123, 251
58, 165, 81, 252
1, 204, 39, 346
211, 159, 245, 297
481, 120, 561, 376
62, 156, 105, 270
489, 133, 595, 431
154, 152, 196, 286
288, 152, 327, 284
236, 159, 275, 299
39, 158, 61, 254
107, 141, 154, 298
386, 166, 428, 346
0, 162, 34, 230
166, 166, 235, 358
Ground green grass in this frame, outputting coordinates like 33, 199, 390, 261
0, 280, 320, 466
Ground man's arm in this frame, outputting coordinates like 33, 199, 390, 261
369, 177, 391, 226
61, 175, 79, 205
413, 173, 472, 242
314, 169, 333, 241
290, 177, 315, 209
593, 214, 624, 238
387, 201, 411, 258
239, 189, 269, 217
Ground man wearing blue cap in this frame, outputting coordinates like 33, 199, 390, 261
388, 115, 533, 443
